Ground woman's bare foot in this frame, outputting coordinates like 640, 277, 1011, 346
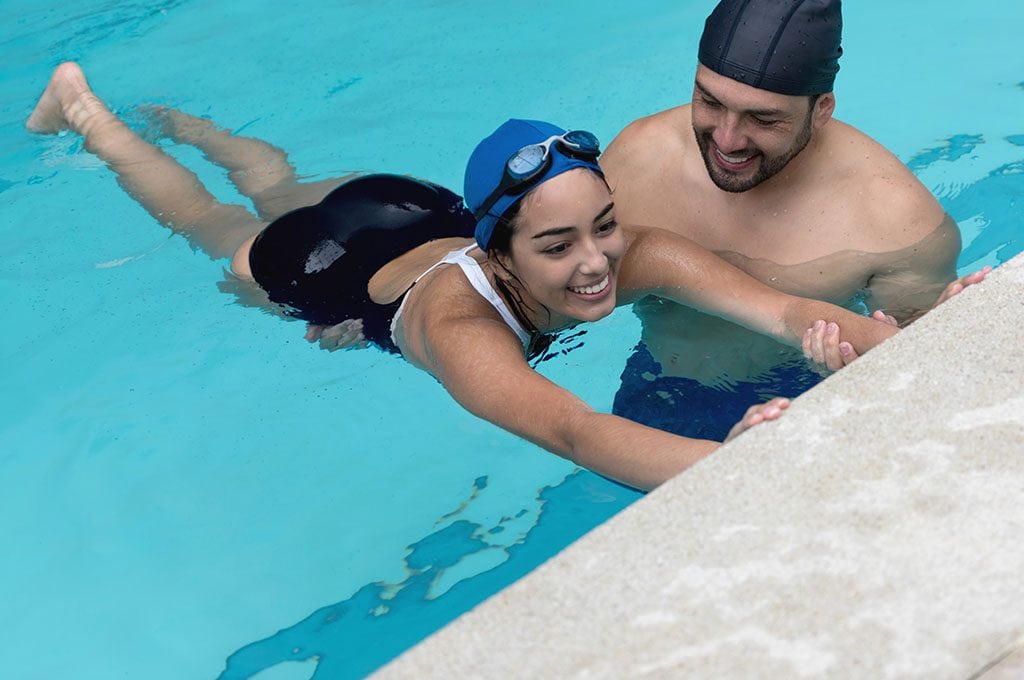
26, 62, 113, 136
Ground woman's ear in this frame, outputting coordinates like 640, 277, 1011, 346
492, 249, 516, 281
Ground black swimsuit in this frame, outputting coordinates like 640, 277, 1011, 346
247, 174, 476, 352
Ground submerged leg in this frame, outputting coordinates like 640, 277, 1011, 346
144, 108, 296, 204
27, 62, 262, 260
143, 107, 348, 221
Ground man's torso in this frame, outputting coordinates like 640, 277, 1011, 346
602, 105, 949, 383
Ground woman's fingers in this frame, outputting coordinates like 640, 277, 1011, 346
304, 323, 325, 343
803, 320, 848, 373
316, 319, 366, 351
725, 397, 791, 442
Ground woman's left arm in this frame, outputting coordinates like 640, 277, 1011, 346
617, 227, 898, 355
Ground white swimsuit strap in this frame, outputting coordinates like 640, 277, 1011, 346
452, 248, 532, 346
390, 245, 531, 348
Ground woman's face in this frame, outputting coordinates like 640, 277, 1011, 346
501, 168, 627, 331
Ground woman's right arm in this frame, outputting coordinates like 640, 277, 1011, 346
409, 315, 777, 491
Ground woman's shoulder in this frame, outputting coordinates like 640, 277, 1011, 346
395, 256, 522, 365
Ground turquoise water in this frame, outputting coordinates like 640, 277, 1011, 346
1, 1, 1021, 678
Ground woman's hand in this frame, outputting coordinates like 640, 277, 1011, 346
724, 397, 790, 442
802, 312, 899, 374
304, 319, 367, 351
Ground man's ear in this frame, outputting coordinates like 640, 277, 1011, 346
813, 93, 836, 129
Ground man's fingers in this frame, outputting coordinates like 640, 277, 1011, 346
871, 310, 898, 326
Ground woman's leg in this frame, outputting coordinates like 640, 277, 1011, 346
143, 107, 350, 221
27, 63, 263, 260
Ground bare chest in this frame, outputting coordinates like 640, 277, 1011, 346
637, 195, 876, 301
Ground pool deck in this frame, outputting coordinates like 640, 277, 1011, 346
376, 251, 1024, 679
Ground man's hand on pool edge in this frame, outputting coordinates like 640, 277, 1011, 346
934, 266, 993, 308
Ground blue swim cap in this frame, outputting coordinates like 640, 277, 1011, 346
464, 119, 604, 251
699, 0, 843, 96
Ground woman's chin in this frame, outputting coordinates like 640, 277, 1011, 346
563, 297, 617, 325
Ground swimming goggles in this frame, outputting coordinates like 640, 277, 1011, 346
473, 130, 601, 221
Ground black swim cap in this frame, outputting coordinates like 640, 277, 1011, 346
698, 0, 842, 96
249, 174, 475, 328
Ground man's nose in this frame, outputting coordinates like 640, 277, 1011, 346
712, 113, 748, 152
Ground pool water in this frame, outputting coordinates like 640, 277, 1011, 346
1, 1, 1021, 678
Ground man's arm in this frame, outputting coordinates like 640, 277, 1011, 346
862, 212, 963, 324
618, 227, 898, 355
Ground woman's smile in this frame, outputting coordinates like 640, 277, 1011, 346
568, 272, 612, 298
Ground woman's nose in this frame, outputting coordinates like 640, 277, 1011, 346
578, 238, 608, 273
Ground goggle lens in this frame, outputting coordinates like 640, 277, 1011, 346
561, 130, 600, 155
507, 144, 549, 179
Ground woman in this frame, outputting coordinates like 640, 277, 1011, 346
388, 118, 902, 489
29, 63, 894, 490
27, 63, 480, 353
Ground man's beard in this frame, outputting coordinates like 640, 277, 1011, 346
694, 113, 814, 193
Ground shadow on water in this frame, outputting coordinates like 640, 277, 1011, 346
217, 471, 641, 679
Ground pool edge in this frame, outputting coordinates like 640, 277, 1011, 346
375, 252, 1024, 678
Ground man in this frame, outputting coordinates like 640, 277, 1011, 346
602, 0, 975, 440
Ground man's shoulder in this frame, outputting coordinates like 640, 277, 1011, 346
603, 106, 692, 168
824, 120, 945, 241
826, 120, 923, 182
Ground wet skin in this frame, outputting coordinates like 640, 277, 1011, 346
600, 64, 957, 385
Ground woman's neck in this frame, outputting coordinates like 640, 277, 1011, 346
481, 259, 551, 335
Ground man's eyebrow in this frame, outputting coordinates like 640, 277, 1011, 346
694, 80, 787, 117
694, 80, 717, 100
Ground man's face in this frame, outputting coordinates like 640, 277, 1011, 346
691, 65, 827, 193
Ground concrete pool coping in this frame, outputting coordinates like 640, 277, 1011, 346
377, 252, 1024, 679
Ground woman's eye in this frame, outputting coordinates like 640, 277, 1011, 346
596, 220, 618, 234
545, 243, 570, 255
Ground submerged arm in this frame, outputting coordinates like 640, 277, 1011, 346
618, 227, 898, 355
861, 213, 963, 324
